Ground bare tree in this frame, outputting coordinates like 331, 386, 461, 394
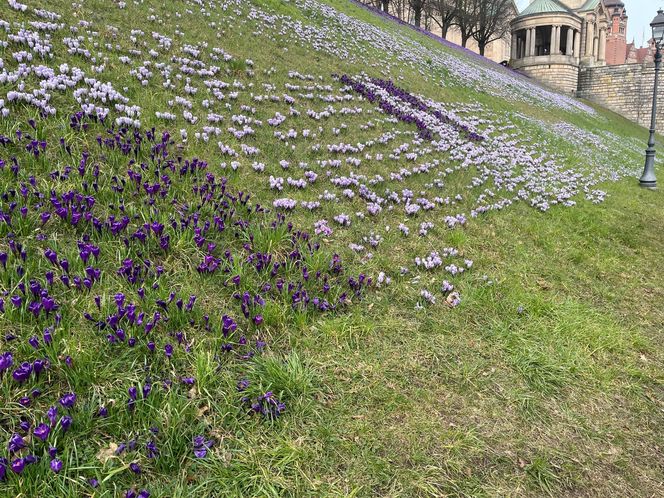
390, 0, 408, 19
408, 0, 428, 28
452, 0, 478, 47
471, 0, 513, 56
428, 0, 457, 38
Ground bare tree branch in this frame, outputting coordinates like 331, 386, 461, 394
408, 0, 428, 28
471, 0, 513, 56
428, 0, 457, 38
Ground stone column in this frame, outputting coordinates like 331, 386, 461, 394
598, 28, 606, 62
593, 33, 599, 59
525, 28, 531, 57
511, 32, 518, 59
566, 27, 573, 56
581, 21, 587, 56
550, 25, 557, 55
586, 21, 595, 57
573, 29, 581, 58
530, 27, 537, 56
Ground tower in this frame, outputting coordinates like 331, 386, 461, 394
604, 0, 627, 65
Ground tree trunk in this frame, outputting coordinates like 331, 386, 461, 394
478, 41, 486, 55
414, 8, 422, 27
381, 0, 389, 12
461, 32, 471, 47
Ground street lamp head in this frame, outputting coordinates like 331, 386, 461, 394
650, 9, 664, 46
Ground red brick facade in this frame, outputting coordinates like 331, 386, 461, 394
605, 1, 627, 65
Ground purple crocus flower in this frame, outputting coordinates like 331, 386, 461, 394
10, 458, 25, 474
59, 392, 76, 409
33, 358, 47, 376
114, 293, 125, 308
12, 362, 32, 382
192, 435, 213, 458
0, 352, 12, 372
50, 458, 63, 473
34, 423, 50, 441
47, 406, 58, 426
146, 440, 158, 458
59, 416, 72, 432
8, 433, 25, 454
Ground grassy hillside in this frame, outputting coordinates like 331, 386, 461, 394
0, 0, 663, 496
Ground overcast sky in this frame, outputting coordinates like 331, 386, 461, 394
515, 0, 663, 47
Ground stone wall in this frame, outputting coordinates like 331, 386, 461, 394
519, 64, 579, 94
577, 63, 661, 130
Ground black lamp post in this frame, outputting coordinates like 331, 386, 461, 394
640, 9, 664, 188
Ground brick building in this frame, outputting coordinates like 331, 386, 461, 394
604, 0, 627, 65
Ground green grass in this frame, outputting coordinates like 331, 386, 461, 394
1, 0, 664, 496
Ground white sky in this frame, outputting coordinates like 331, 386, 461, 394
515, 0, 662, 46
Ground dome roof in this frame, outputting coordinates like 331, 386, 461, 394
578, 0, 600, 11
518, 0, 573, 17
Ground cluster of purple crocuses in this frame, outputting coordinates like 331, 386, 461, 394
0, 113, 371, 491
